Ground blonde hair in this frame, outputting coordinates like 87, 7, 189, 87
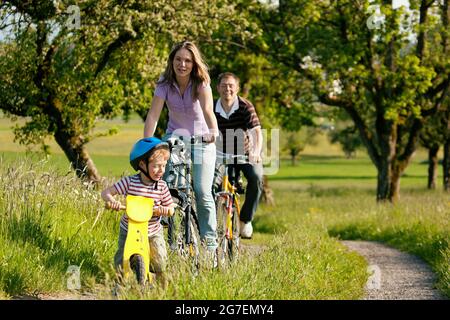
149, 147, 170, 163
158, 41, 210, 100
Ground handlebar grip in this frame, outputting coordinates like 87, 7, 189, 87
105, 202, 126, 210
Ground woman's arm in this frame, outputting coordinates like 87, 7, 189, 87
198, 84, 218, 142
144, 95, 165, 138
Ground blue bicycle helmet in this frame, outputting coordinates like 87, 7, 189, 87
129, 137, 169, 172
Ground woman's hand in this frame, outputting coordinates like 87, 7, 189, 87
203, 133, 216, 144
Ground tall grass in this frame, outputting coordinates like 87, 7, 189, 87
263, 180, 449, 297
0, 156, 119, 296
0, 155, 448, 299
0, 156, 368, 299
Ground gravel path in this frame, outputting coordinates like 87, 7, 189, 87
342, 240, 446, 300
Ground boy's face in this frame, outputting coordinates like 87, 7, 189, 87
140, 158, 167, 181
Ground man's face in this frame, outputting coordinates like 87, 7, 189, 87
217, 76, 239, 101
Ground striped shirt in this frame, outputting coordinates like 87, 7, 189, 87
214, 96, 261, 156
113, 174, 173, 237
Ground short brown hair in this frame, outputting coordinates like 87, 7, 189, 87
218, 72, 240, 86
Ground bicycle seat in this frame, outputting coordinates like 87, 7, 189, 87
126, 195, 154, 222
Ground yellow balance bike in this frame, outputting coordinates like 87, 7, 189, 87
114, 195, 154, 286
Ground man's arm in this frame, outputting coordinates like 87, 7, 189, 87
248, 125, 263, 164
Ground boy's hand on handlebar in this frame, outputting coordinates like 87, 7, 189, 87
105, 200, 125, 211
154, 205, 175, 217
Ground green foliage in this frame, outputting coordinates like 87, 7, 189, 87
282, 128, 319, 165
0, 0, 253, 163
249, 0, 449, 200
328, 125, 363, 158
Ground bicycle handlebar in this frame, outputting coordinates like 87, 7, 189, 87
216, 151, 249, 164
105, 202, 126, 210
168, 135, 214, 147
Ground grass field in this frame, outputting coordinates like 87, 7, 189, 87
0, 115, 448, 299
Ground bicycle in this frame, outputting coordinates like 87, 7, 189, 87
164, 136, 201, 270
106, 195, 154, 286
214, 150, 248, 266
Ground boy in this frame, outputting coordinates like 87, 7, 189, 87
101, 137, 174, 287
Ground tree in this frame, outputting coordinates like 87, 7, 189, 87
283, 128, 319, 165
419, 111, 446, 189
251, 0, 450, 202
328, 113, 363, 158
0, 0, 250, 181
443, 99, 450, 191
284, 132, 304, 166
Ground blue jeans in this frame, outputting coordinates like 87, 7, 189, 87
163, 134, 217, 249
233, 163, 263, 223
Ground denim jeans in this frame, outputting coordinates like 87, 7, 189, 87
214, 162, 263, 223
163, 134, 217, 250
234, 163, 263, 223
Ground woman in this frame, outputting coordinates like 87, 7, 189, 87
144, 41, 219, 252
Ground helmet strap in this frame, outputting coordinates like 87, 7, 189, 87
139, 158, 158, 190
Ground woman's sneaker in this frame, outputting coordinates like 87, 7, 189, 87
240, 221, 253, 239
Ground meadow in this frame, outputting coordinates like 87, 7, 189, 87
0, 115, 448, 299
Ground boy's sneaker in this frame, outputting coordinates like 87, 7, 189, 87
206, 248, 218, 269
240, 221, 253, 239
201, 238, 218, 269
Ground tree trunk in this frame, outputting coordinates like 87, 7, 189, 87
54, 129, 101, 182
427, 146, 439, 189
389, 163, 403, 203
291, 154, 297, 166
376, 159, 391, 202
261, 175, 275, 205
444, 140, 450, 191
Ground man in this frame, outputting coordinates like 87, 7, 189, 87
214, 72, 263, 239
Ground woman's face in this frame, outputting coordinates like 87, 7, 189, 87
173, 48, 194, 79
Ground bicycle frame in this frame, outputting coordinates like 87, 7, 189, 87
217, 167, 241, 240
165, 137, 201, 265
215, 151, 248, 264
122, 195, 154, 284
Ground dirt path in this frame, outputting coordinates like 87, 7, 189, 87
342, 240, 446, 300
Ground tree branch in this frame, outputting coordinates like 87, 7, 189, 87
343, 103, 381, 167
94, 31, 134, 77
398, 118, 423, 162
416, 0, 430, 62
